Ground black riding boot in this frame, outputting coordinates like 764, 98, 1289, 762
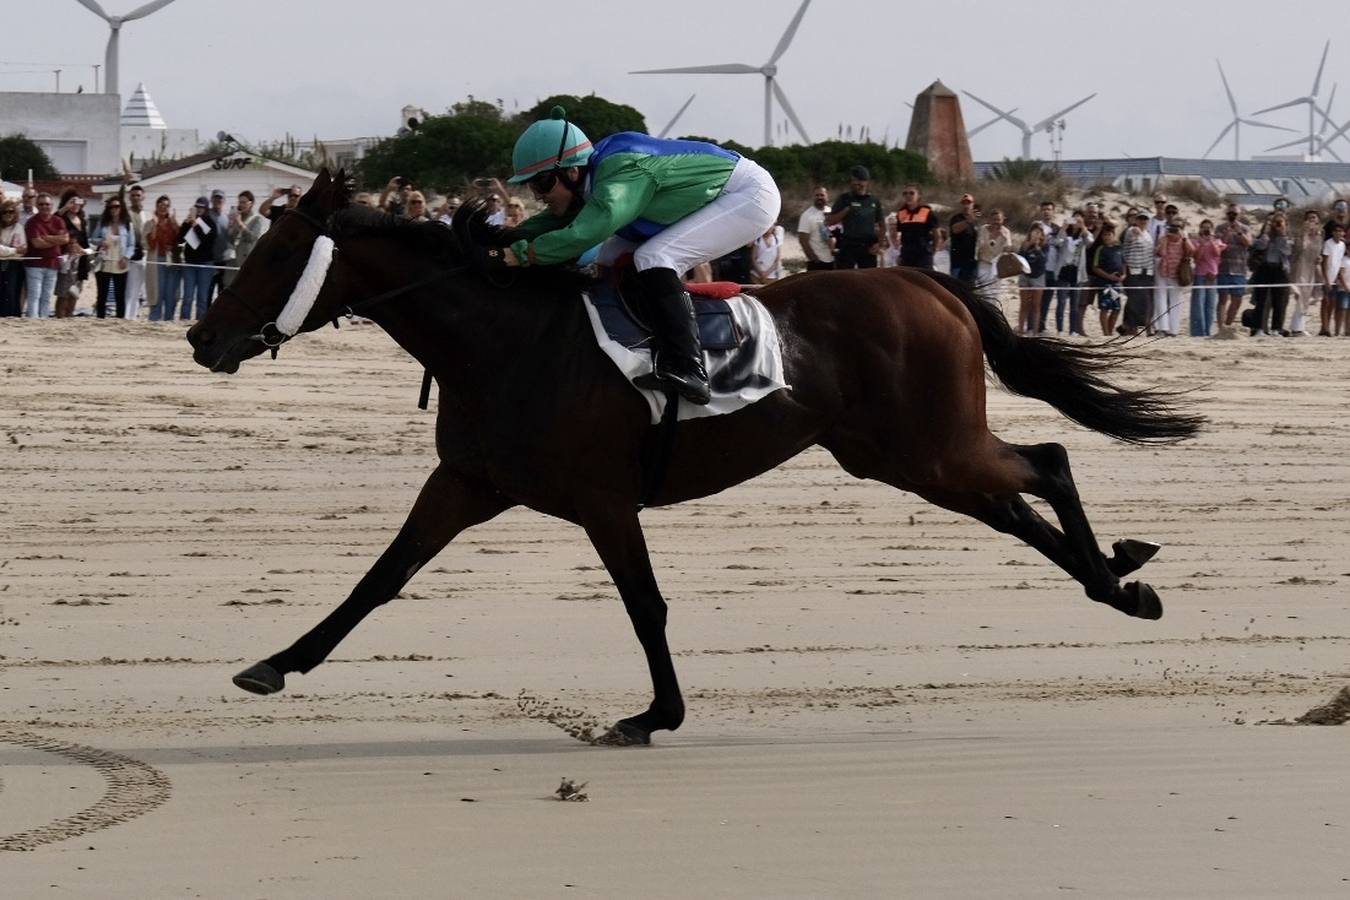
635, 267, 711, 405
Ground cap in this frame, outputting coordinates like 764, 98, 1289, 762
194, 196, 209, 208
210, 189, 225, 199
960, 193, 975, 203
850, 165, 870, 181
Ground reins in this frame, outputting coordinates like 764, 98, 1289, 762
241, 207, 462, 372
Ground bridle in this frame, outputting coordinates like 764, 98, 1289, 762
227, 205, 449, 359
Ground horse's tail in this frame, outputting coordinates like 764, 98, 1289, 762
925, 271, 1203, 445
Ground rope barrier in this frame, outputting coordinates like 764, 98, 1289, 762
1001, 281, 1336, 292
2, 256, 243, 271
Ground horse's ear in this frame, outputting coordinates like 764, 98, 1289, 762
313, 167, 333, 192
334, 168, 353, 208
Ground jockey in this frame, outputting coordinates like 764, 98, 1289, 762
502, 106, 781, 405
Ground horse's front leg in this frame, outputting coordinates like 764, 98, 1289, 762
579, 504, 685, 745
232, 465, 512, 694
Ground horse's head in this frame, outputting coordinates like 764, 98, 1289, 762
186, 168, 351, 373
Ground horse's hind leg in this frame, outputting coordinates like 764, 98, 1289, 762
233, 466, 512, 694
1010, 442, 1160, 618
906, 441, 1161, 619
834, 428, 1162, 619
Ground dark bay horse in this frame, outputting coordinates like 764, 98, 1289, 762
186, 170, 1200, 745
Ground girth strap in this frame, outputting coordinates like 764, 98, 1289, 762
638, 389, 681, 510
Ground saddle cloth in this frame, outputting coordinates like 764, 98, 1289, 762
583, 281, 790, 423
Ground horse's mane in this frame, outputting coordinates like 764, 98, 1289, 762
328, 198, 592, 290
329, 202, 467, 265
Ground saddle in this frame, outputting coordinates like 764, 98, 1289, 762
587, 273, 741, 352
579, 274, 790, 426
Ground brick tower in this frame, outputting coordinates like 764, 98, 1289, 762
904, 80, 974, 181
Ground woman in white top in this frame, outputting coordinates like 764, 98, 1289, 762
751, 224, 785, 283
90, 197, 140, 320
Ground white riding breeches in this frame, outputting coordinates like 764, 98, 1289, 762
596, 156, 781, 275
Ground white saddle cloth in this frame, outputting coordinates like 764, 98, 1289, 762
582, 291, 790, 424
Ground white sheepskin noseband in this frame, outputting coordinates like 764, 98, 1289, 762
274, 235, 335, 336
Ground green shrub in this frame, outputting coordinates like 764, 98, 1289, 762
0, 134, 59, 179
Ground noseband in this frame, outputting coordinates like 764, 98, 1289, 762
232, 206, 462, 360
248, 207, 335, 352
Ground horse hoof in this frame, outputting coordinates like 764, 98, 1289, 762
1108, 539, 1162, 577
1124, 582, 1163, 620
595, 720, 651, 747
233, 662, 285, 695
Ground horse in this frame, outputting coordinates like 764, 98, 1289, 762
186, 169, 1201, 745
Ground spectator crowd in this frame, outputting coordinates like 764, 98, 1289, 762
0, 176, 504, 322
786, 174, 1350, 339
5, 166, 1350, 340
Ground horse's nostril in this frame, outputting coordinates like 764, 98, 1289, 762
187, 326, 214, 350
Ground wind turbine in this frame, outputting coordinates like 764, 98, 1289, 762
656, 94, 697, 139
1250, 40, 1336, 158
631, 0, 813, 146
74, 0, 180, 96
961, 90, 1096, 158
1310, 114, 1350, 162
1204, 60, 1297, 159
969, 109, 1020, 139
1263, 82, 1348, 160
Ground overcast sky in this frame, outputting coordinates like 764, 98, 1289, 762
11, 0, 1349, 163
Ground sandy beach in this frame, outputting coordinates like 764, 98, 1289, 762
2, 312, 1349, 898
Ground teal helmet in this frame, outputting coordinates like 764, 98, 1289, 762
508, 106, 593, 183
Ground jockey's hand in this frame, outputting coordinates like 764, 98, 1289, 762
502, 247, 521, 267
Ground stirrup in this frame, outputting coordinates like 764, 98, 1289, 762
637, 352, 711, 405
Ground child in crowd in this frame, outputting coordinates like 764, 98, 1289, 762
1089, 223, 1125, 337
54, 243, 85, 318
931, 227, 950, 275
1336, 248, 1350, 336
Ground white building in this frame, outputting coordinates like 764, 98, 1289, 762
120, 83, 200, 164
93, 149, 316, 217
0, 91, 121, 174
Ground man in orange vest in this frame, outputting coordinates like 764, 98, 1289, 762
895, 184, 937, 269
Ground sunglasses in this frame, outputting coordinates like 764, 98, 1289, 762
527, 171, 559, 196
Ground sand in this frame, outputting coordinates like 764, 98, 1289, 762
2, 313, 1349, 898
